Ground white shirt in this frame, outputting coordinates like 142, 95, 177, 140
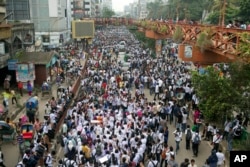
173, 130, 182, 141
188, 164, 198, 167
148, 160, 159, 167
216, 152, 225, 165
182, 113, 187, 124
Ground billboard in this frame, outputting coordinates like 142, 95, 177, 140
16, 63, 35, 82
72, 20, 95, 39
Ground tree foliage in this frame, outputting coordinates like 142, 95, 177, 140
192, 63, 250, 122
102, 7, 115, 18
172, 26, 183, 43
192, 67, 234, 122
145, 0, 250, 23
238, 32, 250, 63
238, 0, 250, 22
196, 29, 213, 52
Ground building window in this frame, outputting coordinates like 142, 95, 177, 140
42, 35, 50, 43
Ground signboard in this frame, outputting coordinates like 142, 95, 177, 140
72, 20, 95, 39
16, 63, 35, 82
7, 59, 18, 70
184, 45, 192, 58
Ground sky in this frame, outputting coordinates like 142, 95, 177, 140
112, 0, 135, 12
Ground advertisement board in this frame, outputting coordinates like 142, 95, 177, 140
16, 63, 35, 82
72, 20, 95, 39
7, 59, 18, 70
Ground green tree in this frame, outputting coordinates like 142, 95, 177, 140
192, 66, 237, 122
206, 0, 239, 25
238, 0, 250, 22
102, 7, 115, 18
173, 26, 183, 43
238, 32, 250, 62
146, 0, 163, 19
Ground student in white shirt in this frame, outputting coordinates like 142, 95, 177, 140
216, 150, 225, 167
173, 128, 182, 154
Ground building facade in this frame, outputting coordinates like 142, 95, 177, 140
30, 0, 71, 49
101, 0, 112, 12
6, 0, 30, 21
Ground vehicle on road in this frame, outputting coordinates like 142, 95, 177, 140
0, 121, 16, 145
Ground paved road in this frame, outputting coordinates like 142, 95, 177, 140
1, 83, 60, 166
52, 52, 222, 167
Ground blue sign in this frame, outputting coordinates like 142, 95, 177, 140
7, 59, 18, 70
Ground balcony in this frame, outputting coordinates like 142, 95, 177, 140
0, 0, 6, 6
0, 25, 12, 39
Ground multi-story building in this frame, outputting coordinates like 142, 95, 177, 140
84, 0, 97, 17
101, 0, 112, 11
71, 0, 84, 19
0, 0, 6, 20
0, 0, 34, 68
6, 0, 31, 21
95, 0, 102, 17
30, 0, 70, 49
71, 0, 97, 19
125, 2, 138, 19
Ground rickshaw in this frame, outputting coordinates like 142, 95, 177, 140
19, 123, 34, 156
26, 97, 39, 122
21, 123, 34, 140
41, 82, 51, 97
0, 121, 16, 145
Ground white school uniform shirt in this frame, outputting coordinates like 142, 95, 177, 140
173, 130, 182, 142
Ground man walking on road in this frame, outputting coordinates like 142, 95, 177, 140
192, 130, 201, 157
173, 128, 182, 154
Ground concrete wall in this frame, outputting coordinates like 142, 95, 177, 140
178, 44, 233, 65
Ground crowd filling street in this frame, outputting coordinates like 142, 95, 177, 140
1, 26, 248, 167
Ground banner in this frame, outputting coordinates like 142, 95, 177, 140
16, 63, 35, 82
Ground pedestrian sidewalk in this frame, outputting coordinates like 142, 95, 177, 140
0, 90, 32, 121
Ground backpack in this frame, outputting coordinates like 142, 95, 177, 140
161, 148, 167, 159
95, 143, 102, 156
186, 129, 192, 140
150, 161, 158, 167
193, 134, 200, 144
146, 135, 154, 146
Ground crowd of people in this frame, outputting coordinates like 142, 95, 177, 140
49, 26, 229, 167
12, 26, 249, 167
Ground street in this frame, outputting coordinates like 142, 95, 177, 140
1, 83, 63, 166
